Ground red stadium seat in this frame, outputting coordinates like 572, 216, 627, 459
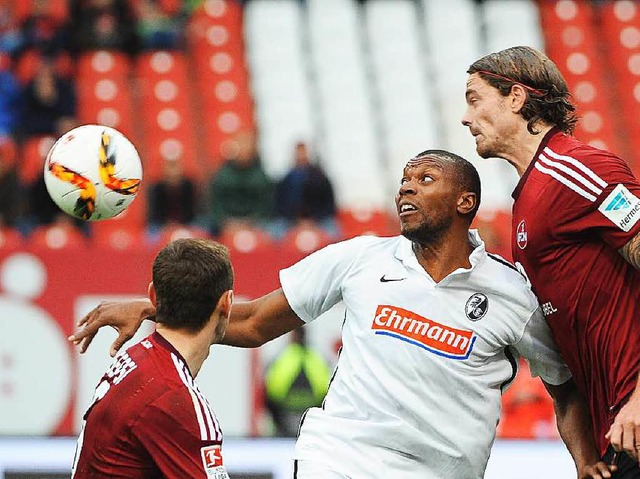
597, 0, 640, 172
93, 227, 145, 251
186, 0, 255, 165
157, 225, 211, 245
134, 51, 201, 182
218, 223, 275, 254
281, 222, 333, 254
538, 0, 622, 155
29, 224, 88, 249
0, 228, 23, 249
76, 51, 131, 81
337, 208, 399, 239
19, 135, 56, 184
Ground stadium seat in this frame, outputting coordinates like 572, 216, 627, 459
186, 0, 255, 166
364, 0, 439, 175
280, 223, 333, 254
481, 0, 544, 53
157, 225, 211, 245
134, 51, 201, 182
422, 0, 518, 210
244, 0, 314, 178
93, 227, 145, 251
28, 224, 87, 250
306, 0, 386, 210
0, 227, 23, 250
12, 0, 68, 24
598, 0, 640, 171
218, 223, 275, 254
337, 208, 399, 239
538, 0, 622, 155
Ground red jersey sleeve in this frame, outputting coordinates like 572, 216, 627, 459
550, 148, 640, 249
132, 389, 228, 479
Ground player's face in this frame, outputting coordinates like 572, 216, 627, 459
395, 157, 459, 243
461, 73, 515, 159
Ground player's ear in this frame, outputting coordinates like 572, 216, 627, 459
148, 282, 157, 307
457, 192, 477, 216
217, 290, 233, 319
510, 84, 527, 113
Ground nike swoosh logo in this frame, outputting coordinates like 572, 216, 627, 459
380, 275, 406, 282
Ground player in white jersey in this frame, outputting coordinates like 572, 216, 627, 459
71, 150, 613, 478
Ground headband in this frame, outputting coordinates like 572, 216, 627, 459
476, 70, 545, 96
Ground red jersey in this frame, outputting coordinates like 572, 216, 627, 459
72, 332, 229, 478
512, 128, 640, 454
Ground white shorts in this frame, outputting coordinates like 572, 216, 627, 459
294, 459, 351, 479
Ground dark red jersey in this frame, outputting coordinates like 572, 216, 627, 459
512, 128, 640, 454
72, 332, 229, 478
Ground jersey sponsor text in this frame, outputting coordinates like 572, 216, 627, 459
372, 305, 476, 359
598, 184, 640, 232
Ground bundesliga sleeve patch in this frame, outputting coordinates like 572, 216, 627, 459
201, 445, 229, 479
598, 184, 640, 232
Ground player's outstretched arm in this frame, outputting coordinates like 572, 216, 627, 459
222, 289, 304, 348
69, 300, 155, 357
619, 231, 640, 270
545, 378, 617, 479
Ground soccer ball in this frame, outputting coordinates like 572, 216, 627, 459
44, 125, 143, 221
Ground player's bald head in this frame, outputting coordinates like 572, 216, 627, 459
407, 149, 481, 219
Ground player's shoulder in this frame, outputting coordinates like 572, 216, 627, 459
479, 253, 538, 310
482, 252, 524, 282
545, 133, 627, 174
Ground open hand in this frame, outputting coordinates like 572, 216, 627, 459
580, 460, 617, 479
68, 300, 155, 356
606, 393, 640, 463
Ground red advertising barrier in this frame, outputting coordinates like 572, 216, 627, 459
0, 242, 305, 436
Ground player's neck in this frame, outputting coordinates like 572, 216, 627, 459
155, 326, 211, 377
501, 123, 553, 176
411, 226, 474, 283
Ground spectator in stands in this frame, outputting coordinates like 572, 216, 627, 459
0, 5, 24, 56
20, 0, 69, 57
147, 153, 198, 238
22, 173, 66, 232
20, 60, 76, 137
0, 136, 21, 228
498, 358, 559, 440
70, 0, 137, 54
273, 141, 339, 239
264, 328, 331, 437
208, 131, 274, 236
133, 0, 184, 51
0, 54, 21, 136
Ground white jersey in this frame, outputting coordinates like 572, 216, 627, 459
279, 231, 570, 479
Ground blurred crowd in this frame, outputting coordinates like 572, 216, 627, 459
0, 0, 348, 244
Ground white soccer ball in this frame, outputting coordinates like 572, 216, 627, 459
44, 124, 143, 221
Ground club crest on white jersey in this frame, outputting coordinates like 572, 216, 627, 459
465, 293, 488, 321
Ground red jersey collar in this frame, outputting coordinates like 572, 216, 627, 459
151, 330, 192, 375
512, 127, 561, 200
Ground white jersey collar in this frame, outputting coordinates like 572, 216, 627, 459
395, 229, 487, 281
